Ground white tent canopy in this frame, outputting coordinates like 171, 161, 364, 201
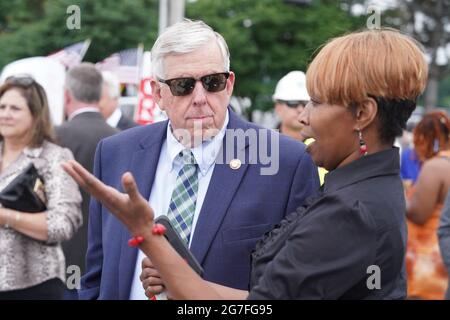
1, 57, 66, 125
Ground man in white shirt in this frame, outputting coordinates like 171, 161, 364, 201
99, 71, 138, 131
55, 63, 117, 299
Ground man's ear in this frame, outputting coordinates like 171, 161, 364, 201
64, 89, 71, 108
226, 71, 235, 96
64, 89, 70, 103
150, 79, 164, 110
353, 97, 378, 131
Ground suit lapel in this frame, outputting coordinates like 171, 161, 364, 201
118, 121, 168, 299
190, 111, 250, 264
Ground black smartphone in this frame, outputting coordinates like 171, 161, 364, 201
154, 215, 204, 276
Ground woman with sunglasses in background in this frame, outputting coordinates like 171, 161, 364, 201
406, 111, 450, 299
64, 28, 428, 299
0, 77, 82, 299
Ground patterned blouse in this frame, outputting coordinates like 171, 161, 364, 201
0, 141, 82, 291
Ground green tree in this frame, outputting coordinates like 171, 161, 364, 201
375, 0, 450, 110
187, 0, 363, 117
1, 0, 365, 118
0, 0, 159, 69
345, 0, 450, 109
439, 74, 450, 109
0, 0, 46, 33
404, 0, 450, 110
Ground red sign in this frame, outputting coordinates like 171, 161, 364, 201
135, 77, 157, 125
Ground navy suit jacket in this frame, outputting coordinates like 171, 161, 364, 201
79, 110, 319, 299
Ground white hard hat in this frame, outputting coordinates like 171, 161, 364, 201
273, 70, 310, 102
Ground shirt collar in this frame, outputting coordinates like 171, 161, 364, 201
23, 145, 44, 158
166, 110, 229, 176
106, 108, 122, 127
0, 141, 44, 158
68, 106, 100, 121
323, 147, 400, 194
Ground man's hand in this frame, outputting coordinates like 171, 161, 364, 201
61, 159, 154, 236
140, 257, 168, 299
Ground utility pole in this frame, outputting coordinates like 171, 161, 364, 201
159, 0, 185, 35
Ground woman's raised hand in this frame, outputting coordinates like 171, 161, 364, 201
61, 160, 154, 236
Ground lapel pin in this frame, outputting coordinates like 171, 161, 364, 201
229, 159, 241, 170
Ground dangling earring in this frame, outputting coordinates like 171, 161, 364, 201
358, 130, 368, 156
433, 139, 440, 153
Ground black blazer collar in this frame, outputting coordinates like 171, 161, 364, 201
324, 148, 400, 193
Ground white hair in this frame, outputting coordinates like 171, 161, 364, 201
101, 71, 120, 99
151, 19, 230, 79
65, 63, 103, 103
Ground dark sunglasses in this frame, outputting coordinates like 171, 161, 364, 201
5, 75, 37, 87
158, 72, 230, 96
4, 75, 45, 106
277, 100, 309, 108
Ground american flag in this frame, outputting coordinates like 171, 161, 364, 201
96, 46, 143, 84
47, 40, 91, 69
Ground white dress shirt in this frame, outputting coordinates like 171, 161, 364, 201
106, 108, 122, 128
129, 111, 229, 300
68, 106, 100, 121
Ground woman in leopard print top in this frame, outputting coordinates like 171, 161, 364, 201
0, 77, 82, 299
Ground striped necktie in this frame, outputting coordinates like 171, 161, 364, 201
166, 149, 199, 244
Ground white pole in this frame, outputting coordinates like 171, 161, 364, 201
159, 0, 185, 35
169, 0, 185, 26
158, 0, 168, 35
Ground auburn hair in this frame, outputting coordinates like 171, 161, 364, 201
414, 111, 450, 161
306, 28, 428, 106
306, 28, 428, 144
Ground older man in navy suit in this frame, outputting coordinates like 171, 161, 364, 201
78, 20, 319, 300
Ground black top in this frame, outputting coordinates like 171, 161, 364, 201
248, 148, 407, 299
56, 111, 118, 275
117, 115, 139, 131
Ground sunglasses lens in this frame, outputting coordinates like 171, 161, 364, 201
169, 78, 196, 96
201, 73, 228, 92
285, 101, 307, 108
163, 72, 229, 96
5, 76, 46, 107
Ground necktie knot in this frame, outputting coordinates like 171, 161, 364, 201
179, 149, 197, 166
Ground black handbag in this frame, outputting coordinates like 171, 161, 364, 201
0, 163, 47, 213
